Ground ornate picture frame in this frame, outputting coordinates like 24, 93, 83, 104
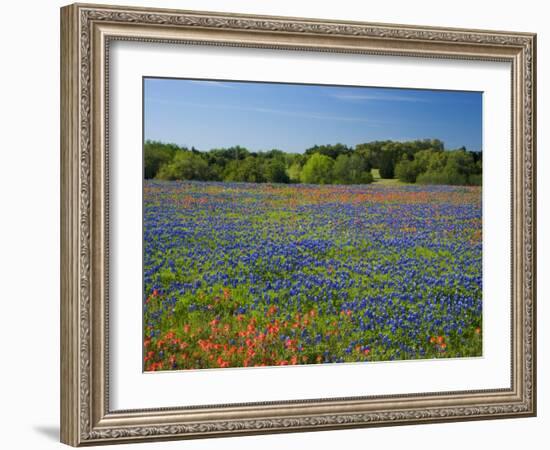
60, 3, 536, 446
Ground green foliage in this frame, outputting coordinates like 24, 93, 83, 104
143, 140, 481, 186
378, 145, 397, 179
304, 143, 352, 159
224, 156, 267, 183
379, 161, 394, 179
265, 158, 290, 183
300, 154, 334, 184
413, 149, 442, 173
332, 153, 373, 184
469, 174, 482, 186
287, 162, 302, 183
395, 157, 419, 183
144, 140, 179, 179
416, 171, 453, 185
355, 139, 444, 171
415, 149, 480, 186
156, 151, 211, 181
209, 145, 250, 162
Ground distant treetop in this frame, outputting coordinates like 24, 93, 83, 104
144, 139, 481, 186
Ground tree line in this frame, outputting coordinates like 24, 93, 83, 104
144, 139, 481, 186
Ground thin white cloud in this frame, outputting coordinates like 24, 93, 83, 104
244, 105, 383, 124
187, 80, 236, 89
146, 97, 385, 125
332, 93, 431, 103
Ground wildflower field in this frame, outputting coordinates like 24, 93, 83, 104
143, 180, 482, 371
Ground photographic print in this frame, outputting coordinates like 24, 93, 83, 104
61, 5, 536, 444
142, 78, 483, 372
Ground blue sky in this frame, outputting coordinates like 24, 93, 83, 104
144, 78, 482, 153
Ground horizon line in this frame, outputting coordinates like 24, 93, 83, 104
143, 138, 483, 154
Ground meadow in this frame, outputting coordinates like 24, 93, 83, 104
143, 180, 482, 371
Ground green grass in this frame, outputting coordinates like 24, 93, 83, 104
371, 168, 411, 186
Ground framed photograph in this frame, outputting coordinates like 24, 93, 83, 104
60, 3, 536, 446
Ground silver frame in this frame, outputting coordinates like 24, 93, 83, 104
61, 3, 536, 446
